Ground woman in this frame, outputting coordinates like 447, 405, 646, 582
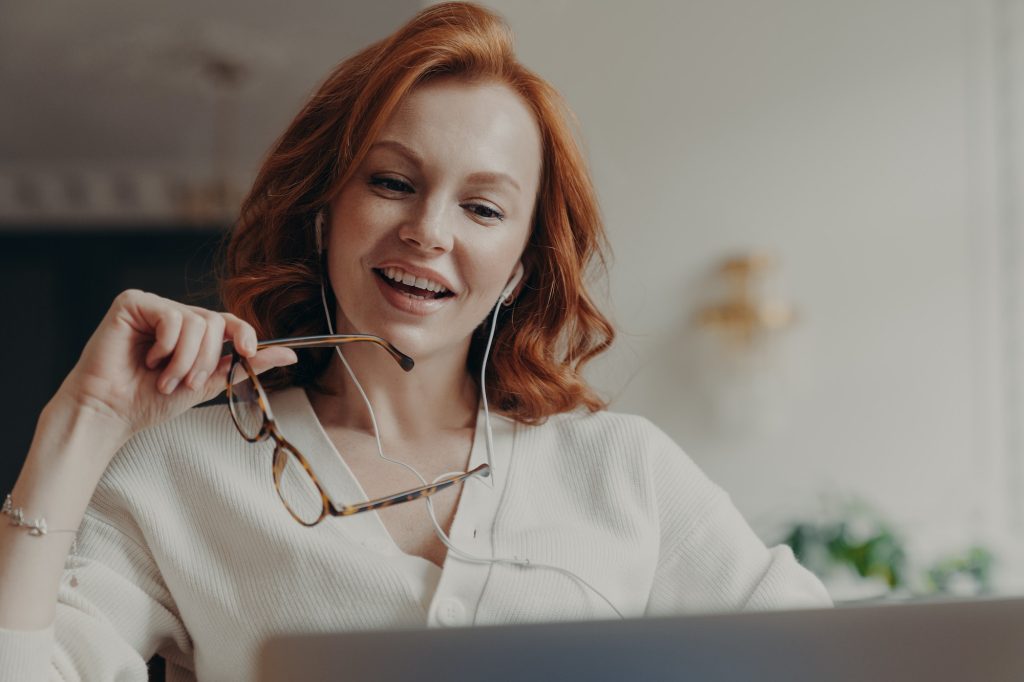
0, 3, 830, 680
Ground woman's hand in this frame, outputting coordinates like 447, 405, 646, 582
52, 289, 298, 446
3, 290, 299, 631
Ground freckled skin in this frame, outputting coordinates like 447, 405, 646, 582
326, 77, 543, 365
311, 78, 544, 566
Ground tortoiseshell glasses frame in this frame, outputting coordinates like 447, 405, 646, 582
226, 334, 491, 526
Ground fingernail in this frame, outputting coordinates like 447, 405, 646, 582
163, 378, 179, 394
191, 371, 208, 388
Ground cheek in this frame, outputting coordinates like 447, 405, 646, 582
330, 195, 371, 245
328, 194, 401, 261
463, 245, 524, 303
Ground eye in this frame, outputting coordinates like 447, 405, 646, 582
462, 203, 505, 221
369, 176, 414, 194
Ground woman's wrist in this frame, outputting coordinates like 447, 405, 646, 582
27, 392, 133, 489
0, 399, 118, 631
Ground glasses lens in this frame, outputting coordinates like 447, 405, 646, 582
229, 361, 264, 440
274, 445, 325, 526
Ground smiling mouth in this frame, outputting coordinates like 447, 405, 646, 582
373, 268, 455, 300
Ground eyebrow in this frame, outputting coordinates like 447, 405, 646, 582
465, 171, 521, 194
369, 139, 522, 194
370, 139, 424, 166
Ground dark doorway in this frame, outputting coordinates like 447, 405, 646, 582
1, 227, 226, 493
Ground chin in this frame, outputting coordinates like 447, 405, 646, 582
380, 324, 470, 365
335, 312, 453, 362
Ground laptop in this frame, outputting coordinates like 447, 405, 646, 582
258, 597, 1024, 681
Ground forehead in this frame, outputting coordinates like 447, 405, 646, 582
373, 77, 543, 191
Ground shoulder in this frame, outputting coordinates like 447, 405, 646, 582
99, 400, 240, 501
89, 399, 256, 534
513, 409, 704, 487
116, 400, 237, 463
523, 408, 683, 460
106, 385, 316, 484
523, 409, 720, 499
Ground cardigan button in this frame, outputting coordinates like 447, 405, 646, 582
436, 598, 467, 627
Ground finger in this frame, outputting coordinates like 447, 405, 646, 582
157, 313, 206, 394
185, 312, 226, 390
199, 354, 236, 401
221, 313, 258, 358
194, 351, 248, 405
246, 347, 299, 376
144, 308, 184, 370
214, 349, 297, 390
212, 349, 297, 407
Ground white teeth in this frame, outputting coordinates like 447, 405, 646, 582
379, 267, 449, 294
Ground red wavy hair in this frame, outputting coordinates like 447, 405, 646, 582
220, 2, 614, 424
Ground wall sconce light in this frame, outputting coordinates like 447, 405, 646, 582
691, 253, 799, 436
695, 253, 796, 352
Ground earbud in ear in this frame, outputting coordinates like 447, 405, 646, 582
499, 262, 525, 305
314, 210, 326, 255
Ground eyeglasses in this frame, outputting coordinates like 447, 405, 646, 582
226, 334, 491, 526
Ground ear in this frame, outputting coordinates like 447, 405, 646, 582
500, 261, 526, 305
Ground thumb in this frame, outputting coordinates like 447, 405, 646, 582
198, 348, 298, 404
248, 347, 299, 376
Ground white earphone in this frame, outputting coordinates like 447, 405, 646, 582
311, 210, 622, 618
500, 262, 524, 305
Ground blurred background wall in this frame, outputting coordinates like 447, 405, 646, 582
2, 0, 1022, 600
0, 0, 420, 492
480, 0, 1024, 596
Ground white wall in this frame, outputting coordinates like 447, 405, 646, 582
475, 0, 1012, 555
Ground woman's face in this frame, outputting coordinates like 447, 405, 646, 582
326, 77, 542, 364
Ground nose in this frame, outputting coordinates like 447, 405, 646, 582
398, 201, 454, 254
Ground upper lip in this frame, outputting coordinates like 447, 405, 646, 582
374, 262, 458, 295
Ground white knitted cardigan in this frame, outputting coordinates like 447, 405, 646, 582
1, 387, 831, 681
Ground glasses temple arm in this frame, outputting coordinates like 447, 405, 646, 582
327, 464, 491, 516
228, 335, 415, 372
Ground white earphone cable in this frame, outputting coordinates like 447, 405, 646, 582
477, 288, 502, 482
314, 219, 623, 619
319, 281, 429, 488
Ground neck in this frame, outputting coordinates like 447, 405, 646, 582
307, 341, 479, 443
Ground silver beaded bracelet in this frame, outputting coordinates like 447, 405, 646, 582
3, 493, 82, 587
